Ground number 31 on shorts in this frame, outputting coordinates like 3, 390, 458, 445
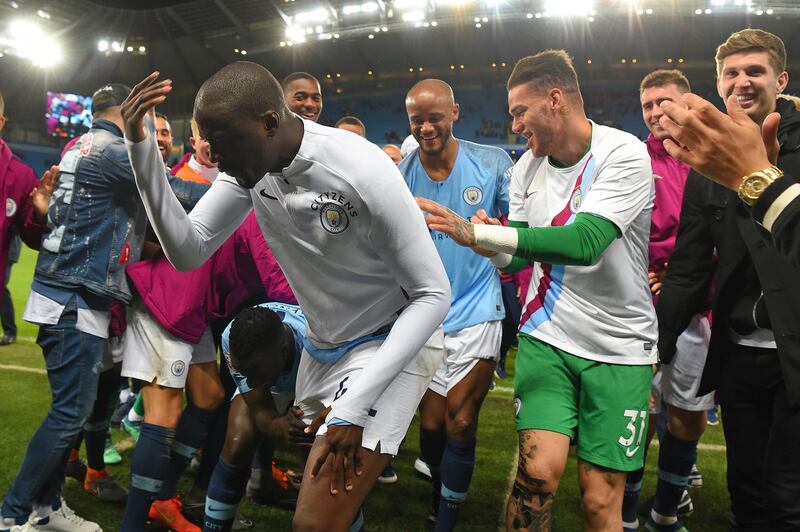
618, 409, 647, 458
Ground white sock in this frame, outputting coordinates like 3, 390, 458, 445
127, 409, 143, 423
651, 508, 678, 526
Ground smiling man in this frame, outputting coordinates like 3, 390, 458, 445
282, 72, 323, 122
121, 63, 449, 532
655, 29, 800, 530
399, 79, 512, 530
416, 50, 656, 531
155, 112, 174, 165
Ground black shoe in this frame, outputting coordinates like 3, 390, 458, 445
110, 395, 134, 425
0, 333, 16, 346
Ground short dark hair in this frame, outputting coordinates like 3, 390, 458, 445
229, 306, 285, 370
640, 69, 691, 94
155, 112, 169, 123
195, 61, 287, 122
282, 72, 320, 91
507, 49, 580, 95
335, 116, 365, 133
716, 28, 786, 77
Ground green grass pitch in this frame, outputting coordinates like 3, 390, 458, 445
0, 247, 730, 530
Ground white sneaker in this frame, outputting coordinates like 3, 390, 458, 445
414, 458, 432, 480
1, 518, 35, 532
27, 499, 101, 532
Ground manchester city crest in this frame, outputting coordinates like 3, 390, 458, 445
5, 199, 16, 218
570, 187, 582, 212
171, 360, 186, 377
463, 186, 483, 205
320, 203, 349, 234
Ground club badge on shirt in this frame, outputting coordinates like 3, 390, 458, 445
5, 198, 16, 218
463, 186, 483, 205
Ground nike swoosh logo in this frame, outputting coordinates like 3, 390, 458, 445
625, 445, 640, 458
260, 189, 278, 200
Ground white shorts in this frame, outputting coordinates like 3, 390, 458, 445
294, 327, 444, 456
428, 320, 502, 397
652, 314, 715, 413
99, 336, 125, 373
121, 298, 217, 388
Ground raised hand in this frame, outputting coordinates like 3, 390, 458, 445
658, 93, 776, 190
120, 72, 173, 143
30, 165, 58, 221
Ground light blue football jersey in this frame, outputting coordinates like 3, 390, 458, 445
222, 302, 307, 395
399, 139, 512, 333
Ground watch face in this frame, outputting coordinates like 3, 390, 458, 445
744, 174, 769, 199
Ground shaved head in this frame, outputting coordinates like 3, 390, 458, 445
193, 61, 301, 189
194, 61, 288, 123
405, 79, 455, 107
405, 78, 459, 159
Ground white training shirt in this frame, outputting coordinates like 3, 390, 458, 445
126, 116, 450, 426
511, 122, 658, 365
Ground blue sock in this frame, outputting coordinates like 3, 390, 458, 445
650, 430, 697, 526
158, 404, 218, 501
622, 464, 646, 529
203, 458, 250, 532
436, 438, 476, 532
348, 508, 364, 532
121, 423, 175, 532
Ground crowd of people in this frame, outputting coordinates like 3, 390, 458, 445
0, 25, 799, 532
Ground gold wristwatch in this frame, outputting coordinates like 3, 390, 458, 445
737, 165, 784, 206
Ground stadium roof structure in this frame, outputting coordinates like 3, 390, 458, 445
1, 0, 800, 115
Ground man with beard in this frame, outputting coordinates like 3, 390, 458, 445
418, 50, 656, 531
282, 72, 323, 123
156, 112, 174, 166
121, 63, 449, 532
399, 79, 512, 530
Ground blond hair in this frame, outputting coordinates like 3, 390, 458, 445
715, 29, 786, 77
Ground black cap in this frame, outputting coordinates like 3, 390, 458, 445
91, 83, 131, 114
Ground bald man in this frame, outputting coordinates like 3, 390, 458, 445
399, 79, 512, 530
121, 64, 449, 532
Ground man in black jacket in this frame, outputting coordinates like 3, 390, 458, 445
657, 29, 800, 531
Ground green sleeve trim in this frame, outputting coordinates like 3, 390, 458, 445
500, 220, 530, 273
514, 213, 618, 266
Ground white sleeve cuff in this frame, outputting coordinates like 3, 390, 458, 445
763, 184, 800, 232
473, 224, 519, 255
489, 253, 513, 268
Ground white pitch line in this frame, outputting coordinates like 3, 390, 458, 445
0, 363, 45, 375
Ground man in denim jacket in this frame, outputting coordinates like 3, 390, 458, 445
0, 84, 210, 532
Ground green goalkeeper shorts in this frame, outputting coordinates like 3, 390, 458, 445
513, 334, 652, 471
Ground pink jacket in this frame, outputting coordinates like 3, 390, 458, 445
126, 212, 296, 343
647, 134, 691, 274
0, 139, 45, 304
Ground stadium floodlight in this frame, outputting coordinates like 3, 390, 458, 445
97, 39, 109, 52
111, 40, 123, 52
402, 9, 426, 21
342, 2, 379, 15
433, 0, 472, 6
285, 25, 307, 43
394, 0, 427, 11
293, 7, 331, 24
6, 19, 62, 67
543, 0, 593, 17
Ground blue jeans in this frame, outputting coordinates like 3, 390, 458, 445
1, 306, 103, 522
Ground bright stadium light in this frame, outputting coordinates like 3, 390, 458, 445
5, 19, 62, 67
111, 40, 123, 52
543, 0, 593, 17
293, 7, 331, 24
402, 9, 426, 21
97, 39, 109, 52
285, 25, 307, 43
342, 2, 379, 15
